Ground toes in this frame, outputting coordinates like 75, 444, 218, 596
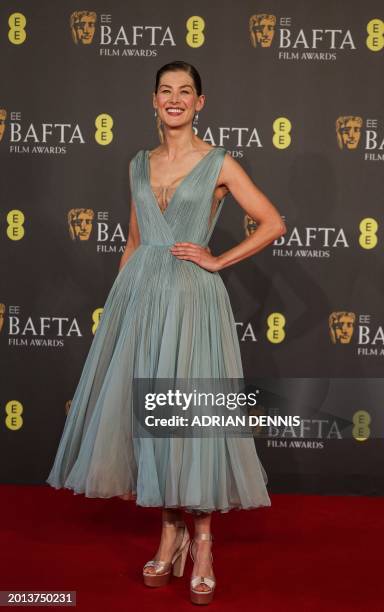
196, 584, 210, 592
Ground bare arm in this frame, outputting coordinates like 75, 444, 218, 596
170, 152, 287, 271
118, 162, 141, 272
215, 152, 286, 269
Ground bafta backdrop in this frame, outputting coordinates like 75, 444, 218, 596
1, 2, 383, 495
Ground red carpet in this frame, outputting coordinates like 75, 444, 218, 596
0, 485, 383, 611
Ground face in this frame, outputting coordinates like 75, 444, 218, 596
333, 314, 354, 343
341, 118, 361, 149
254, 16, 275, 46
73, 13, 96, 44
249, 14, 275, 48
71, 211, 93, 240
153, 70, 205, 129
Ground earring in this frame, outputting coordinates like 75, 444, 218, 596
155, 108, 163, 128
193, 112, 199, 125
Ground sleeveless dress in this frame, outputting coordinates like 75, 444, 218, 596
46, 146, 271, 514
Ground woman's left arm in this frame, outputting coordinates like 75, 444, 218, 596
170, 152, 287, 272
214, 151, 286, 270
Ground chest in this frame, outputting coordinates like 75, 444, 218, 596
150, 180, 228, 213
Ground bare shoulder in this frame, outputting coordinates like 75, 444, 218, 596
220, 149, 243, 168
218, 150, 249, 185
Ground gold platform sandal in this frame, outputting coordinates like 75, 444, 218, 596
143, 520, 190, 587
189, 533, 216, 605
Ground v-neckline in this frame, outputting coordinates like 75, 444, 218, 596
145, 147, 218, 216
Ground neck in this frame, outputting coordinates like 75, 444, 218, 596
160, 126, 200, 159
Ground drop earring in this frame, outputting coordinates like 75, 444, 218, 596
155, 109, 163, 125
193, 112, 199, 126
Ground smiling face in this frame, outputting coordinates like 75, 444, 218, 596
153, 70, 205, 131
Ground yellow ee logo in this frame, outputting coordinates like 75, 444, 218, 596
186, 16, 205, 48
92, 308, 103, 334
352, 410, 371, 442
8, 13, 27, 45
5, 400, 23, 430
366, 19, 384, 52
95, 114, 113, 145
266, 312, 286, 343
272, 117, 291, 149
7, 210, 25, 240
359, 217, 378, 249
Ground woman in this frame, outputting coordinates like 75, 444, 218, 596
46, 60, 286, 605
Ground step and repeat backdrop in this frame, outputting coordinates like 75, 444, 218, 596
1, 1, 383, 496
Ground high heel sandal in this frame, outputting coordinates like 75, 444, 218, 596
189, 533, 216, 605
143, 520, 190, 587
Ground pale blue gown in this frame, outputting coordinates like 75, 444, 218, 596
46, 146, 271, 514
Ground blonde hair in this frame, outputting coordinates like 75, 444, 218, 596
156, 113, 164, 144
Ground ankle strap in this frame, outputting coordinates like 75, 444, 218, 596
163, 519, 185, 527
193, 533, 213, 542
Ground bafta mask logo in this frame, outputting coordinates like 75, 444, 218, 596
0, 303, 5, 333
244, 214, 258, 237
0, 109, 7, 142
248, 404, 267, 438
249, 14, 276, 48
68, 208, 94, 241
329, 311, 356, 344
70, 11, 97, 45
336, 116, 363, 150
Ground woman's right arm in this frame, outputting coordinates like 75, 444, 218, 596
118, 162, 141, 272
